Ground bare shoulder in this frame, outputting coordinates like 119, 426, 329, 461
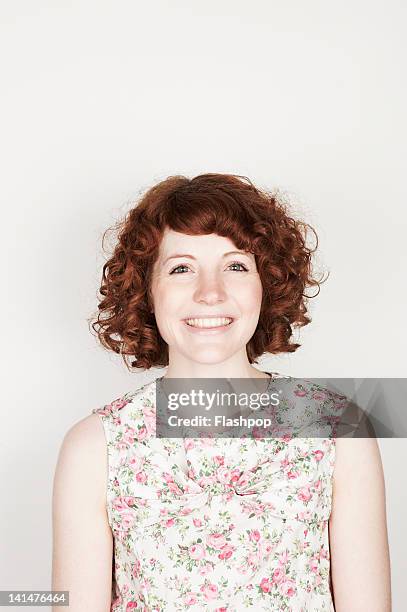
332, 436, 385, 497
53, 414, 108, 508
52, 415, 113, 608
329, 438, 391, 610
62, 412, 107, 450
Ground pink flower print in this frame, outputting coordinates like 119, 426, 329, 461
142, 404, 155, 417
143, 412, 156, 435
112, 497, 134, 529
116, 530, 127, 544
252, 426, 266, 439
248, 552, 259, 566
280, 456, 290, 468
207, 533, 227, 550
272, 567, 285, 584
230, 468, 242, 483
236, 471, 251, 488
132, 559, 141, 578
294, 389, 307, 397
333, 397, 348, 411
259, 577, 271, 593
112, 497, 133, 514
122, 427, 137, 446
126, 602, 138, 610
193, 518, 203, 527
279, 579, 296, 597
298, 486, 312, 502
199, 437, 215, 447
98, 405, 113, 416
184, 439, 196, 450
117, 440, 129, 450
222, 489, 234, 503
298, 510, 312, 521
249, 529, 261, 542
167, 482, 183, 495
198, 475, 216, 487
287, 469, 300, 479
218, 543, 235, 560
111, 398, 129, 411
216, 467, 232, 484
165, 518, 175, 528
314, 449, 324, 461
112, 595, 123, 610
214, 455, 225, 465
200, 583, 218, 601
184, 592, 198, 606
128, 456, 143, 471
135, 471, 147, 484
199, 563, 213, 576
122, 496, 136, 506
309, 557, 319, 573
137, 425, 147, 441
314, 479, 322, 492
278, 550, 289, 565
256, 543, 269, 562
163, 472, 174, 483
313, 391, 327, 401
215, 608, 228, 612
189, 543, 206, 560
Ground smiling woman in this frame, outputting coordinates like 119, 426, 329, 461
51, 173, 391, 612
88, 173, 324, 377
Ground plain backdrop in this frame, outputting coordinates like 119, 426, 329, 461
1, 0, 406, 609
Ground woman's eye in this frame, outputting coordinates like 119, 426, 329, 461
169, 262, 249, 275
228, 262, 248, 271
169, 264, 189, 274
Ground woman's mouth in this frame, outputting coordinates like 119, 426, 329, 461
182, 317, 235, 334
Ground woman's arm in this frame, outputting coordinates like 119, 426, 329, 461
329, 436, 392, 611
52, 414, 113, 611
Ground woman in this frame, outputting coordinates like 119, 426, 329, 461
52, 174, 391, 611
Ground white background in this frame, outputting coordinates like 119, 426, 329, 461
1, 0, 406, 608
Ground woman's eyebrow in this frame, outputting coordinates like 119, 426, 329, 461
162, 251, 251, 265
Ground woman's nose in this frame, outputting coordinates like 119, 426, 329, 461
193, 274, 228, 305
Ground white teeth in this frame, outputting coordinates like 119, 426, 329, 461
185, 317, 233, 328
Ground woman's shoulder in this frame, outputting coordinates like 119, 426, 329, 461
56, 378, 158, 475
91, 377, 158, 421
54, 414, 110, 511
333, 435, 383, 487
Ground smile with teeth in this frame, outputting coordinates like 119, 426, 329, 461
184, 317, 233, 328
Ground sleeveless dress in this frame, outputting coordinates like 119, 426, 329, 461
92, 373, 344, 611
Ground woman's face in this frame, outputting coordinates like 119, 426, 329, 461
150, 228, 263, 368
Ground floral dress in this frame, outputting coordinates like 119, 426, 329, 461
92, 373, 345, 611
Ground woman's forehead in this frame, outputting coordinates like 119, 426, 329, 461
158, 229, 240, 253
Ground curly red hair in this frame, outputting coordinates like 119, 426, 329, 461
89, 173, 327, 370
